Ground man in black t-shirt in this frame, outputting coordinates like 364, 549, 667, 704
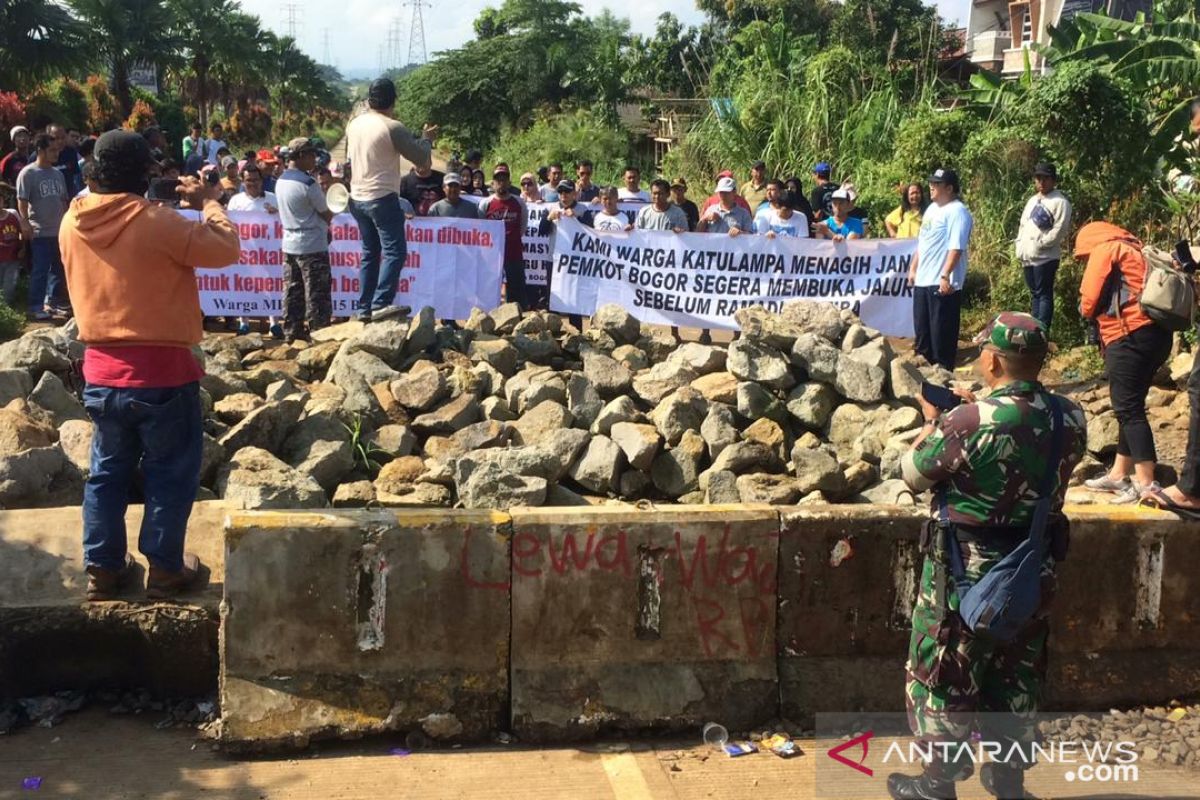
400, 163, 445, 216
808, 161, 838, 222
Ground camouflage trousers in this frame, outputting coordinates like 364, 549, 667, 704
283, 251, 332, 340
904, 531, 1056, 781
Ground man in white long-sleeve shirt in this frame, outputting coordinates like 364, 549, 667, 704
345, 77, 438, 322
1014, 162, 1072, 330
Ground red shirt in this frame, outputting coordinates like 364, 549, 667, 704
83, 345, 204, 388
0, 209, 20, 262
0, 152, 29, 186
483, 194, 525, 262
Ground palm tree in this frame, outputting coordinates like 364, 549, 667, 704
68, 0, 184, 116
0, 0, 90, 91
168, 0, 242, 128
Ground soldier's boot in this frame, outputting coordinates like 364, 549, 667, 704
980, 762, 1036, 799
887, 772, 958, 800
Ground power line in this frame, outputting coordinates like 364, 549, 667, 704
280, 3, 301, 40
385, 16, 405, 71
406, 0, 430, 66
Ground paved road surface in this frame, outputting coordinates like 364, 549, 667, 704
2, 709, 1198, 799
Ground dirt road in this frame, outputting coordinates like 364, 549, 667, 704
3, 709, 1199, 800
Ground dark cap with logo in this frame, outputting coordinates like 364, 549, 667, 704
928, 167, 960, 191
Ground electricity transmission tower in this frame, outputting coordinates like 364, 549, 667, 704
322, 28, 332, 65
406, 0, 430, 66
280, 3, 300, 40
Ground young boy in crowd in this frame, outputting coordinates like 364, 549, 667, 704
0, 205, 27, 308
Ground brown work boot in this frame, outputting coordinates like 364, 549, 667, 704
146, 553, 206, 600
86, 554, 140, 602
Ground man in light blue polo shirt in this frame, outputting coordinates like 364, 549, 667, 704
906, 167, 973, 370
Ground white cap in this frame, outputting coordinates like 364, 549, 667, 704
831, 188, 852, 201
9, 125, 29, 140
840, 182, 858, 202
443, 172, 461, 186
716, 176, 736, 193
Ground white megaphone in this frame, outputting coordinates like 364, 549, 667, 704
326, 182, 349, 214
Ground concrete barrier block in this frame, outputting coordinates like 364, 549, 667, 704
777, 506, 925, 721
0, 502, 228, 698
509, 504, 779, 742
220, 509, 510, 750
1048, 506, 1200, 708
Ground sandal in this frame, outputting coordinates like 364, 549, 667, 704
1140, 486, 1200, 521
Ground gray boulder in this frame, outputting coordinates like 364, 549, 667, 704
649, 387, 708, 446
632, 361, 698, 404
736, 473, 801, 505
727, 339, 795, 389
29, 372, 86, 425
700, 403, 739, 460
609, 422, 662, 471
468, 337, 519, 377
510, 400, 573, 446
389, 363, 448, 411
568, 435, 624, 494
736, 381, 786, 423
592, 304, 642, 345
565, 373, 603, 430
835, 356, 887, 404
0, 446, 65, 506
590, 395, 641, 436
412, 393, 482, 435
217, 447, 326, 509
792, 446, 848, 496
581, 350, 633, 398
0, 369, 33, 406
790, 333, 840, 383
218, 397, 303, 456
786, 382, 836, 430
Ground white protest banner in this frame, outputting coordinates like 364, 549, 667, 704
464, 195, 643, 287
548, 218, 917, 337
193, 210, 504, 319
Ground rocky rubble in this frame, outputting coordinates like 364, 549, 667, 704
7, 301, 1178, 513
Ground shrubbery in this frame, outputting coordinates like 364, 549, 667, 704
488, 110, 635, 186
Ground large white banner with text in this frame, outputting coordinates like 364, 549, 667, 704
192, 210, 504, 319
464, 196, 644, 287
548, 218, 918, 336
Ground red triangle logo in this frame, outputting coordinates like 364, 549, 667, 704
827, 730, 874, 777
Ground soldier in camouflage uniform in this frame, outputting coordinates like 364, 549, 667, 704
888, 313, 1087, 800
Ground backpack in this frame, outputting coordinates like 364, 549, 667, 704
943, 394, 1065, 643
1138, 244, 1196, 332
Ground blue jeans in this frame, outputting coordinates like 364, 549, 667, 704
1023, 259, 1058, 330
349, 193, 407, 312
29, 237, 68, 313
82, 383, 203, 573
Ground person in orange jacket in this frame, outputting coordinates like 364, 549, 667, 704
1076, 221, 1171, 504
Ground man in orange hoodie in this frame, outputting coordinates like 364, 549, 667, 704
59, 130, 240, 602
1076, 221, 1171, 503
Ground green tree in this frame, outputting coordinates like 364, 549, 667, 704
630, 13, 707, 96
0, 0, 90, 92
830, 0, 949, 64
167, 0, 240, 129
68, 0, 184, 116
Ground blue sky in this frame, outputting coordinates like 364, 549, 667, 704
239, 0, 968, 74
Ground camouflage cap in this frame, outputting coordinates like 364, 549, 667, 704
974, 311, 1050, 355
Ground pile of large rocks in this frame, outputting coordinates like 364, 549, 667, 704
0, 302, 967, 512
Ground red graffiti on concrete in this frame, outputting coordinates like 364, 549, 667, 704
459, 523, 777, 658
512, 529, 632, 578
